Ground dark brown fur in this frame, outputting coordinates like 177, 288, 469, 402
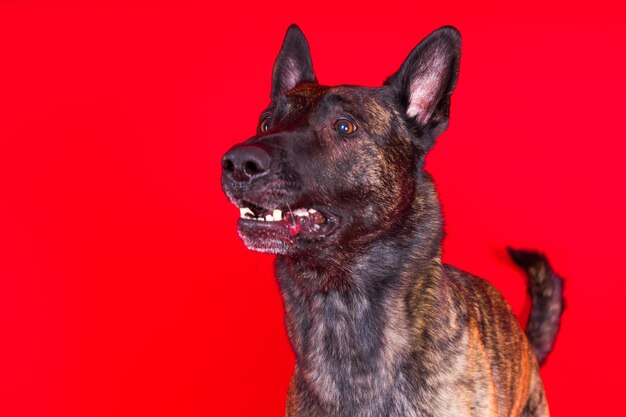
221, 25, 563, 417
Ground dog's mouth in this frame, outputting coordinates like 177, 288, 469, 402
235, 200, 340, 254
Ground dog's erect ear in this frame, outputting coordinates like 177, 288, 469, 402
385, 26, 461, 141
271, 25, 318, 100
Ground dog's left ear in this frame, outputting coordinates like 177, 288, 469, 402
271, 24, 318, 100
385, 26, 461, 144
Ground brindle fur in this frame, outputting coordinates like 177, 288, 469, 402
221, 25, 563, 417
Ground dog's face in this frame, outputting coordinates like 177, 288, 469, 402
222, 25, 460, 255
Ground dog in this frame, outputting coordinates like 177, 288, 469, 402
221, 24, 564, 417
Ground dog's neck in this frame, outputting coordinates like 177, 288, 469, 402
275, 175, 444, 413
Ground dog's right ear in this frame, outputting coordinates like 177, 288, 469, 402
271, 25, 318, 100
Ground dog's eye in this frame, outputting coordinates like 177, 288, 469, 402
259, 117, 271, 134
334, 118, 357, 135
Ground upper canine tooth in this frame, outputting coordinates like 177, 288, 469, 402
265, 214, 274, 222
308, 208, 317, 214
240, 207, 254, 218
273, 209, 283, 220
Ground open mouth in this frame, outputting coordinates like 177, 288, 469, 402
236, 201, 339, 253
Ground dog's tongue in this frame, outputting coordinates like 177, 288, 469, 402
288, 221, 301, 236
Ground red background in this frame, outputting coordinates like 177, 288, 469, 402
1, 1, 625, 416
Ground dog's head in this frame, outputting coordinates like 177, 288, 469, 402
221, 25, 461, 255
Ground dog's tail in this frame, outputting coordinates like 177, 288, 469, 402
507, 247, 564, 365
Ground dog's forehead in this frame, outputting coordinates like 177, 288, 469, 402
276, 84, 328, 118
282, 84, 385, 110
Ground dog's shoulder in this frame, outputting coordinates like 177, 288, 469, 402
442, 264, 524, 332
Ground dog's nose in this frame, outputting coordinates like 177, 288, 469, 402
222, 144, 272, 182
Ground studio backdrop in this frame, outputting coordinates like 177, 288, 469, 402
1, 1, 625, 416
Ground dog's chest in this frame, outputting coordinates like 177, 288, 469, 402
294, 291, 419, 416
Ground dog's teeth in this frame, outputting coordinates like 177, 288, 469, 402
308, 208, 317, 214
293, 208, 309, 217
265, 214, 274, 222
240, 207, 254, 219
273, 209, 283, 220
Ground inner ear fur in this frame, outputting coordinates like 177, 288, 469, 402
384, 26, 461, 145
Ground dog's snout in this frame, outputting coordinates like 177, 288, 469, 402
222, 144, 272, 182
